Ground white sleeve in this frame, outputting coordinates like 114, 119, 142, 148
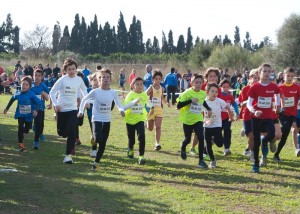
246, 97, 255, 113
80, 79, 88, 97
275, 93, 280, 106
49, 77, 63, 107
79, 91, 93, 114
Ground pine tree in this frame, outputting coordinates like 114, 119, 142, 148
69, 14, 81, 53
186, 27, 193, 53
176, 35, 185, 54
145, 39, 153, 54
234, 26, 240, 45
59, 26, 70, 51
117, 12, 128, 53
168, 30, 175, 54
52, 22, 61, 55
153, 36, 160, 54
223, 34, 232, 46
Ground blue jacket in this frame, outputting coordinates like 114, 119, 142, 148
164, 72, 177, 87
144, 71, 152, 90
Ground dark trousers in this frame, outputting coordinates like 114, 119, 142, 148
167, 85, 177, 105
57, 110, 78, 155
93, 121, 110, 163
126, 122, 145, 156
204, 127, 223, 161
276, 115, 296, 156
252, 118, 275, 166
222, 119, 232, 149
88, 115, 97, 150
34, 110, 45, 142
18, 118, 31, 143
182, 122, 205, 160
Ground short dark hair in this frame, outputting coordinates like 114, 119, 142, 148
171, 67, 175, 73
131, 77, 143, 85
152, 69, 163, 79
205, 82, 219, 93
21, 76, 33, 87
63, 58, 78, 72
219, 79, 231, 87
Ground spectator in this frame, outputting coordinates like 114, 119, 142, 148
230, 69, 241, 98
15, 66, 24, 85
0, 73, 12, 94
221, 69, 231, 81
277, 72, 284, 84
43, 63, 52, 78
175, 69, 182, 92
23, 63, 34, 77
14, 60, 21, 69
0, 66, 4, 75
52, 63, 61, 78
129, 69, 137, 86
180, 74, 189, 92
143, 64, 152, 90
164, 67, 178, 105
82, 65, 91, 79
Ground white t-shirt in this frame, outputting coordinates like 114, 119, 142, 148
79, 88, 135, 122
204, 97, 228, 128
49, 75, 87, 112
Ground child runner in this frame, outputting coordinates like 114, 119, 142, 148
291, 77, 300, 157
4, 76, 42, 152
146, 69, 170, 151
203, 83, 234, 168
247, 63, 280, 173
237, 69, 259, 161
190, 67, 221, 154
176, 74, 212, 168
49, 58, 87, 164
78, 68, 138, 170
124, 77, 149, 165
30, 69, 50, 149
273, 67, 300, 162
219, 79, 239, 156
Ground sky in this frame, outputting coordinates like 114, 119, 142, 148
1, 0, 300, 45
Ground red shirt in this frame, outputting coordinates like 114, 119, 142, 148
248, 82, 280, 119
201, 82, 222, 97
238, 85, 253, 121
279, 83, 300, 116
219, 92, 234, 120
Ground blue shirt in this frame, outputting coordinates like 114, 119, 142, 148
164, 72, 178, 87
82, 69, 91, 79
144, 71, 152, 90
30, 82, 50, 110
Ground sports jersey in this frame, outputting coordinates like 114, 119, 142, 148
248, 82, 280, 119
124, 91, 148, 125
219, 92, 238, 120
238, 85, 253, 120
204, 97, 228, 128
30, 82, 50, 110
177, 88, 206, 125
279, 83, 300, 116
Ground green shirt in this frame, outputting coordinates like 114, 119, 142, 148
124, 91, 148, 125
177, 88, 206, 125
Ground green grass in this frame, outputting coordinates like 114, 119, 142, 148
0, 94, 300, 213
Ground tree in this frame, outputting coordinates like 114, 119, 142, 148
188, 40, 213, 68
186, 27, 193, 53
52, 22, 61, 55
161, 31, 168, 54
145, 38, 153, 54
69, 14, 81, 53
0, 14, 19, 53
128, 16, 144, 54
243, 32, 252, 52
223, 34, 232, 46
79, 17, 87, 55
212, 35, 221, 46
152, 36, 160, 54
22, 25, 51, 58
117, 12, 128, 53
275, 13, 300, 68
168, 30, 175, 54
88, 15, 100, 54
234, 26, 240, 45
176, 35, 185, 54
59, 26, 70, 52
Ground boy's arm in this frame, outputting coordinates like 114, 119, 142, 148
4, 96, 16, 113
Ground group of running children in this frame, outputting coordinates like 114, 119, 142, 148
3, 58, 300, 173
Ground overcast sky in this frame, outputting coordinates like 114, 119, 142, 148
1, 0, 300, 45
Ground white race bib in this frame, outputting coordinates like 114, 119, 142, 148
284, 97, 295, 108
64, 86, 76, 96
19, 105, 31, 114
257, 96, 272, 108
152, 97, 161, 106
131, 104, 143, 114
189, 103, 202, 114
99, 103, 111, 114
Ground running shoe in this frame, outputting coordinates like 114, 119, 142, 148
198, 160, 208, 169
240, 128, 245, 137
273, 154, 282, 163
189, 147, 197, 155
269, 140, 277, 153
295, 149, 300, 157
138, 156, 146, 165
19, 143, 25, 152
243, 149, 251, 156
249, 151, 255, 162
33, 141, 39, 150
40, 134, 45, 142
90, 150, 97, 158
155, 144, 161, 151
63, 155, 73, 164
127, 149, 134, 159
209, 161, 217, 168
260, 156, 267, 166
223, 149, 232, 156
252, 164, 259, 173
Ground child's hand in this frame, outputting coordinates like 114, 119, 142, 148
254, 110, 262, 118
191, 98, 199, 103
77, 113, 83, 118
207, 110, 212, 118
3, 109, 7, 114
46, 104, 52, 110
133, 98, 140, 104
149, 108, 154, 115
120, 111, 125, 117
32, 110, 38, 117
54, 105, 61, 113
41, 91, 47, 100
85, 103, 90, 109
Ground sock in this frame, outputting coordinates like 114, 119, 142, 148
297, 134, 300, 148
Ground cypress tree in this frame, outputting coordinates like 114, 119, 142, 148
186, 27, 193, 53
117, 12, 128, 53
176, 34, 185, 54
52, 22, 61, 55
69, 14, 81, 52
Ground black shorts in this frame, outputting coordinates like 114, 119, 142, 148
243, 119, 253, 136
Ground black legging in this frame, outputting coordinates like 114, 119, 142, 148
275, 115, 295, 156
204, 127, 223, 161
126, 122, 145, 156
34, 110, 45, 142
18, 117, 31, 143
93, 121, 111, 163
167, 85, 177, 105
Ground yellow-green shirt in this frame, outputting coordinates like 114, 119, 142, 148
177, 88, 206, 125
124, 91, 148, 125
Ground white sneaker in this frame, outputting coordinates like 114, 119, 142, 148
63, 155, 73, 164
223, 149, 232, 156
243, 149, 251, 156
260, 156, 267, 166
295, 149, 300, 157
249, 151, 255, 162
269, 140, 277, 153
90, 150, 97, 158
240, 128, 245, 137
209, 161, 217, 168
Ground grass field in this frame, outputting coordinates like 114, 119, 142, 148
0, 93, 300, 213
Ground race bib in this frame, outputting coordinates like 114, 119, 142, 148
99, 103, 111, 114
19, 105, 31, 114
284, 97, 294, 108
257, 96, 272, 108
189, 103, 202, 114
64, 86, 76, 96
204, 111, 217, 126
152, 97, 161, 106
131, 104, 143, 114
